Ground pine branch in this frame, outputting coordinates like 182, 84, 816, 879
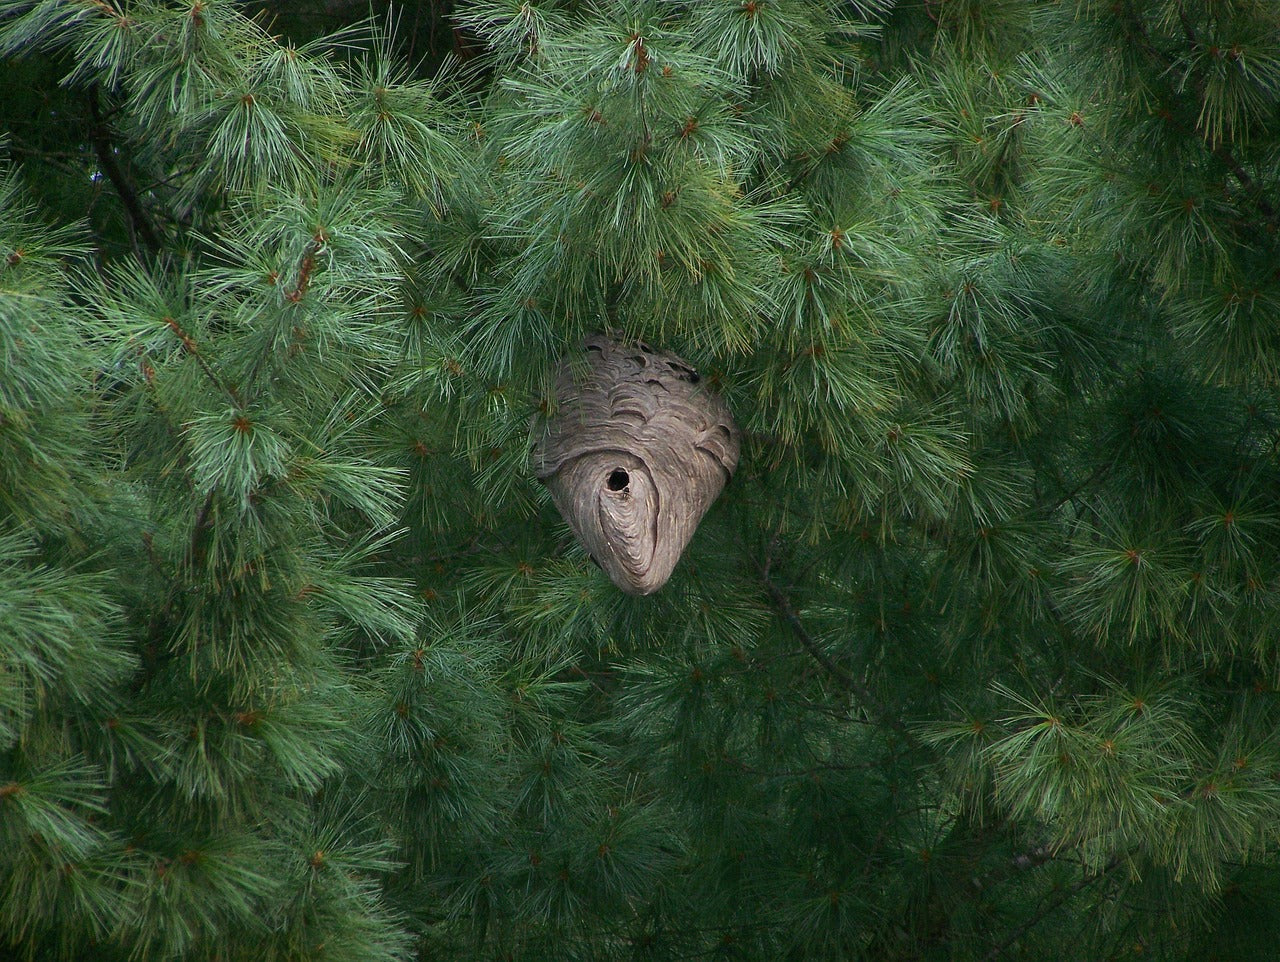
759, 545, 917, 746
1171, 2, 1278, 222
163, 314, 243, 408
762, 576, 855, 693
1119, 2, 1277, 224
1040, 456, 1116, 515
87, 86, 164, 255
189, 489, 216, 570
1174, 3, 1198, 49
284, 238, 321, 303
239, 238, 322, 399
982, 856, 1122, 962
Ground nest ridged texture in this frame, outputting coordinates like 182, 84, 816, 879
533, 335, 741, 595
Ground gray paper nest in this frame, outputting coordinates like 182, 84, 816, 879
533, 335, 741, 595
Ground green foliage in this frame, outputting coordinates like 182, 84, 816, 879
1, 0, 1279, 960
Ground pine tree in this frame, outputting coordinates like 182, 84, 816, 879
1, 1, 1279, 961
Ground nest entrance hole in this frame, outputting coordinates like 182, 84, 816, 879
607, 468, 630, 491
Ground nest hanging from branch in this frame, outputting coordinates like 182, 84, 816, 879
533, 335, 741, 595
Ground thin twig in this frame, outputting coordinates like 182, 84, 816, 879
982, 856, 1121, 962
1120, 2, 1276, 223
764, 573, 860, 694
1040, 455, 1115, 515
759, 542, 915, 744
1168, 3, 1278, 220
163, 314, 243, 407
87, 86, 164, 255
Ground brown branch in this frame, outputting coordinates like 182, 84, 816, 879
284, 238, 321, 302
87, 86, 163, 255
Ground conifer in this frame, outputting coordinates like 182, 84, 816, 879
1, 1, 1279, 960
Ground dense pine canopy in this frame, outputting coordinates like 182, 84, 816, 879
1, 1, 1279, 960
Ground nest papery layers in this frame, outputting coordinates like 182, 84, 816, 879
533, 335, 741, 595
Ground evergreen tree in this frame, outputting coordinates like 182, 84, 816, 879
1, 1, 1279, 960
